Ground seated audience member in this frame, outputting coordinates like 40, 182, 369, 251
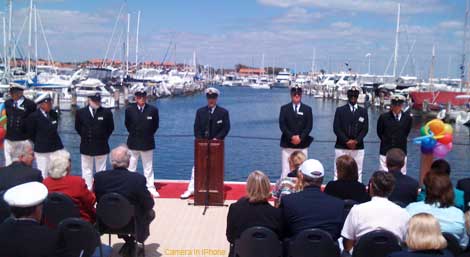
272, 151, 306, 207
389, 213, 453, 257
386, 148, 419, 207
0, 182, 60, 257
342, 171, 410, 253
419, 159, 464, 210
43, 149, 96, 223
94, 145, 155, 256
226, 170, 283, 257
0, 140, 42, 192
324, 155, 370, 203
280, 159, 344, 240
407, 172, 468, 248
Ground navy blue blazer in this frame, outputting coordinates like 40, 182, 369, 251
0, 162, 42, 192
279, 102, 313, 149
26, 109, 63, 153
280, 185, 345, 239
125, 103, 159, 151
333, 104, 368, 150
194, 105, 230, 140
93, 168, 154, 214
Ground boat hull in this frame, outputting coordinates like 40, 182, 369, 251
409, 91, 469, 110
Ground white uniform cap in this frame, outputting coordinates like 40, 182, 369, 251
34, 93, 53, 104
299, 159, 325, 179
3, 182, 48, 207
205, 87, 220, 96
134, 85, 147, 96
391, 94, 406, 102
9, 83, 26, 91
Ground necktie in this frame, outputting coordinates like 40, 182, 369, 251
92, 108, 96, 118
13, 101, 17, 109
395, 114, 399, 121
295, 105, 298, 113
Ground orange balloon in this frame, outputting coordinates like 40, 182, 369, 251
428, 119, 445, 135
1, 109, 5, 116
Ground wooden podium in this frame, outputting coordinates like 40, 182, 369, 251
194, 139, 225, 205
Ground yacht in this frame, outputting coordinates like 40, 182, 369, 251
273, 70, 291, 88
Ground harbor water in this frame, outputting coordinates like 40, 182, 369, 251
7, 86, 470, 183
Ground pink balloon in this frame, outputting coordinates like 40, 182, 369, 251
445, 143, 453, 151
433, 143, 450, 158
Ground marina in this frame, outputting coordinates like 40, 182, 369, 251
1, 1, 470, 257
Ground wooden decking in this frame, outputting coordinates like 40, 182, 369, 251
104, 198, 235, 257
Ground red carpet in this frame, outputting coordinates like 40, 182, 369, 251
154, 180, 248, 201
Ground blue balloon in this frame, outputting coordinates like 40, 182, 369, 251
421, 137, 437, 149
421, 144, 434, 154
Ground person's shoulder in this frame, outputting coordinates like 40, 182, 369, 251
280, 103, 290, 110
387, 250, 410, 257
126, 103, 137, 111
216, 106, 228, 113
196, 106, 207, 113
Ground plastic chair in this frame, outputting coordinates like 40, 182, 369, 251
442, 232, 463, 257
233, 226, 282, 257
352, 230, 402, 257
344, 199, 358, 218
42, 193, 80, 228
58, 217, 105, 257
288, 228, 340, 257
96, 193, 145, 257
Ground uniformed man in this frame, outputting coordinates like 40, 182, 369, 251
3, 83, 36, 166
377, 94, 412, 174
75, 93, 114, 190
125, 86, 160, 198
26, 93, 64, 178
278, 86, 313, 179
333, 86, 369, 182
180, 87, 230, 199
0, 182, 60, 257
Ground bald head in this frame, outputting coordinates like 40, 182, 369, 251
110, 145, 131, 169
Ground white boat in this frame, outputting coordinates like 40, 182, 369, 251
249, 77, 271, 90
69, 79, 116, 108
273, 70, 291, 87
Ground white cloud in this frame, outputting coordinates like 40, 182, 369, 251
257, 0, 448, 15
438, 20, 463, 29
273, 7, 323, 24
330, 21, 352, 29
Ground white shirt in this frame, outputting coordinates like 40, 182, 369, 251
209, 106, 216, 114
393, 111, 402, 121
292, 103, 301, 112
40, 108, 48, 118
14, 97, 25, 108
349, 103, 358, 112
137, 104, 146, 112
88, 106, 97, 117
341, 197, 410, 242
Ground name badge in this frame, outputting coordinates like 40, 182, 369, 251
147, 116, 153, 120
51, 120, 57, 124
217, 120, 223, 124
18, 106, 25, 111
98, 117, 104, 120
297, 112, 304, 115
358, 117, 365, 123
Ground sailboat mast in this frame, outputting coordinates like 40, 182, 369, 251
34, 5, 38, 74
126, 13, 130, 75
6, 0, 12, 77
27, 0, 33, 75
392, 3, 400, 78
460, 0, 469, 92
135, 10, 141, 68
311, 47, 316, 74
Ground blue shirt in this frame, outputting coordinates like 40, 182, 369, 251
417, 186, 465, 211
406, 201, 468, 248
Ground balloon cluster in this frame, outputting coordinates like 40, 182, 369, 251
0, 103, 6, 148
413, 119, 453, 158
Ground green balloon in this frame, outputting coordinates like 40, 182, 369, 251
420, 126, 427, 136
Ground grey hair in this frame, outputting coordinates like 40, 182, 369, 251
48, 149, 71, 179
110, 144, 131, 169
10, 140, 33, 162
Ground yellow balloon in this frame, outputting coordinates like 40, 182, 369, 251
427, 119, 445, 135
443, 124, 453, 135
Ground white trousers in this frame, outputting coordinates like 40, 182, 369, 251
128, 150, 156, 191
81, 154, 107, 190
35, 150, 62, 178
3, 139, 23, 167
334, 149, 365, 182
380, 155, 407, 175
186, 166, 196, 193
281, 147, 308, 179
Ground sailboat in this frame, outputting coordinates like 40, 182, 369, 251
409, 1, 470, 110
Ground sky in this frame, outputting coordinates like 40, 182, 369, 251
1, 0, 466, 78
